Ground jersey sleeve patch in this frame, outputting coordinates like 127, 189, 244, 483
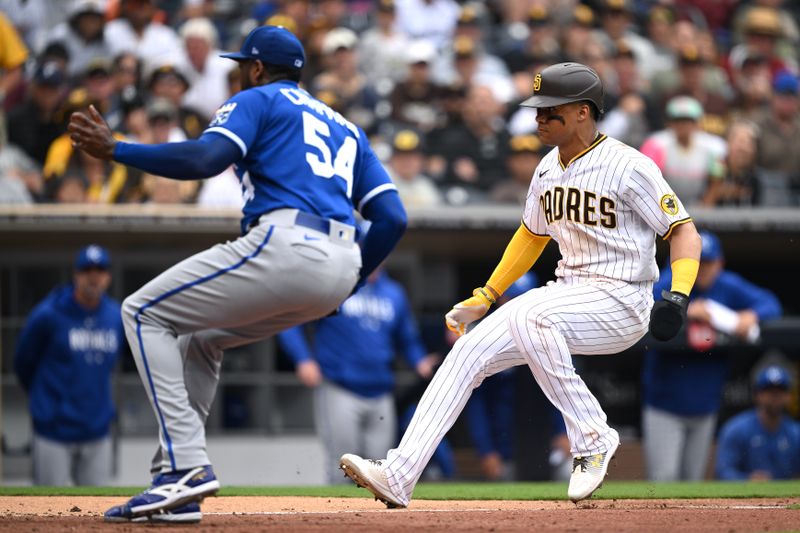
209, 102, 238, 127
660, 194, 680, 216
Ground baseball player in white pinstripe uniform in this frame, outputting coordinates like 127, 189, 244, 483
340, 63, 703, 506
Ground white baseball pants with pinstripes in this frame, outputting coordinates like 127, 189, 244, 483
384, 277, 653, 506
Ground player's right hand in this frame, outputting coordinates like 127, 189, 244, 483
649, 290, 689, 341
445, 287, 495, 336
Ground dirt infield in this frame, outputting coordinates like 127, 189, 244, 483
0, 496, 797, 532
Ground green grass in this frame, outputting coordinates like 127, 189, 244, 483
1, 481, 799, 500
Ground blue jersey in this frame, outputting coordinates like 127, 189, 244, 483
14, 285, 123, 443
278, 272, 426, 398
715, 409, 800, 480
643, 269, 782, 416
204, 80, 396, 233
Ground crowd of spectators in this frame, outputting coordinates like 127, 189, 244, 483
1, 0, 799, 208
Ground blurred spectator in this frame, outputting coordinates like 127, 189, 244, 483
389, 40, 441, 133
81, 59, 116, 115
706, 120, 774, 206
433, 5, 513, 96
178, 17, 234, 120
729, 52, 773, 120
42, 88, 130, 203
600, 40, 653, 148
0, 142, 39, 204
196, 166, 242, 209
7, 61, 67, 165
312, 27, 379, 131
147, 64, 205, 138
428, 84, 509, 201
146, 97, 186, 143
0, 10, 29, 144
656, 44, 732, 136
728, 6, 797, 80
751, 71, 800, 203
716, 365, 800, 481
278, 266, 439, 484
14, 245, 123, 486
559, 4, 597, 65
54, 173, 89, 203
46, 0, 111, 78
502, 4, 559, 74
464, 272, 539, 481
490, 133, 546, 206
640, 96, 726, 206
643, 5, 677, 79
594, 0, 658, 82
393, 0, 460, 50
358, 0, 409, 86
142, 172, 197, 203
387, 129, 441, 208
106, 0, 180, 71
642, 230, 782, 481
447, 35, 515, 104
112, 52, 142, 92
0, 0, 64, 52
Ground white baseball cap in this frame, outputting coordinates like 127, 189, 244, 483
405, 40, 436, 65
321, 28, 358, 55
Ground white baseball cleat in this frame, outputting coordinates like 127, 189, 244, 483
567, 440, 619, 503
339, 453, 406, 509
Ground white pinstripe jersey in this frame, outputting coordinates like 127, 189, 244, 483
522, 134, 691, 283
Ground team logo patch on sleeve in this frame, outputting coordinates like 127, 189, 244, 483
209, 103, 238, 127
660, 194, 679, 215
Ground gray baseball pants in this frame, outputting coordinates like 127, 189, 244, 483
32, 433, 112, 486
315, 380, 395, 484
643, 406, 716, 481
121, 209, 361, 473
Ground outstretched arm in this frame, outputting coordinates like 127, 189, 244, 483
68, 105, 241, 180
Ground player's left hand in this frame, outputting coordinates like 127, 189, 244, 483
415, 353, 442, 379
68, 105, 117, 160
445, 287, 494, 336
649, 290, 688, 341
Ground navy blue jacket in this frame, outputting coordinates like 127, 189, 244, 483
716, 409, 800, 480
643, 269, 782, 416
278, 272, 426, 398
14, 285, 123, 442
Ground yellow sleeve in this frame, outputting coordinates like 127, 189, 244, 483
485, 223, 550, 297
0, 13, 29, 69
670, 257, 699, 296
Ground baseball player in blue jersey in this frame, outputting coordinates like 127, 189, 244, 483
716, 366, 800, 480
278, 267, 437, 484
642, 231, 782, 481
14, 245, 123, 487
68, 26, 406, 523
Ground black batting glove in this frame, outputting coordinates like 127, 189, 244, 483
649, 290, 689, 341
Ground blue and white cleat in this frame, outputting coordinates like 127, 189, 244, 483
105, 501, 203, 523
108, 465, 219, 519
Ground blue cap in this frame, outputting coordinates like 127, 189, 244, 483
699, 230, 723, 262
74, 244, 111, 270
755, 365, 791, 391
505, 272, 539, 300
773, 71, 799, 95
220, 25, 305, 69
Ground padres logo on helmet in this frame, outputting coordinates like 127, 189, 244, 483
660, 194, 679, 215
521, 62, 604, 116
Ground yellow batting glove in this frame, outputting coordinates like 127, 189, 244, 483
445, 287, 496, 336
